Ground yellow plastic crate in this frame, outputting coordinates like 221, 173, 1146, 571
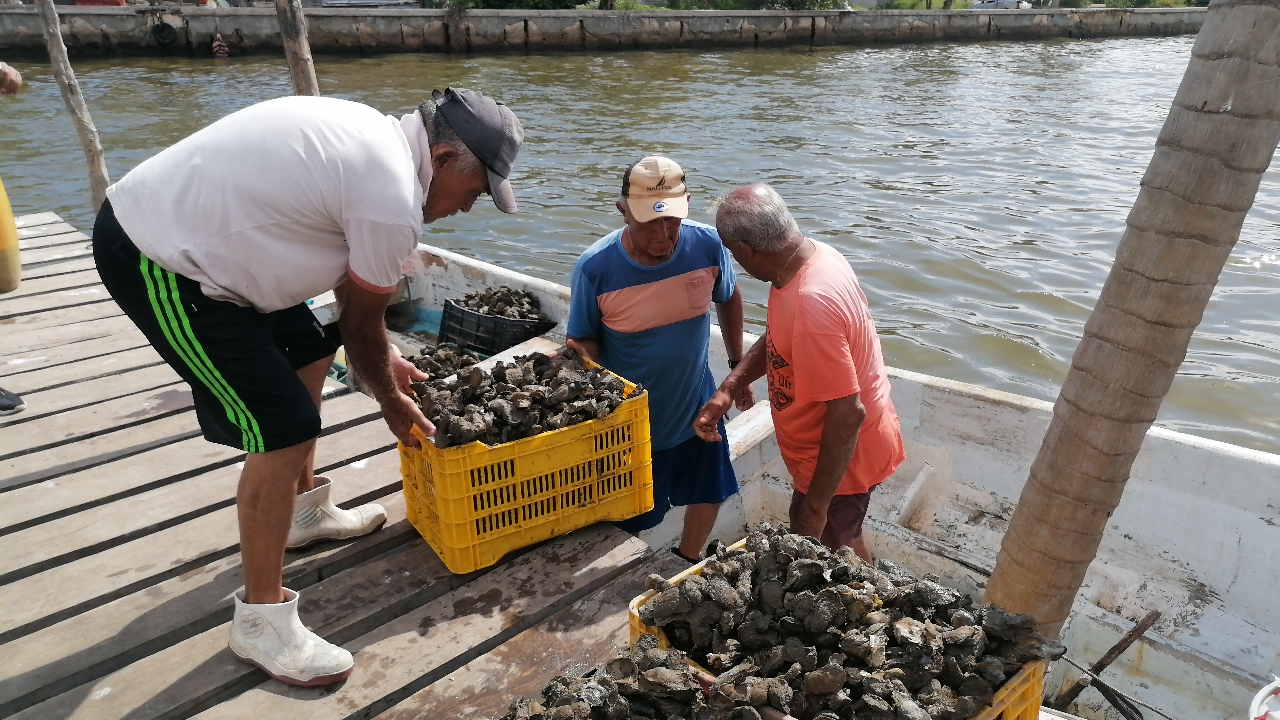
628, 541, 1047, 719
400, 360, 654, 574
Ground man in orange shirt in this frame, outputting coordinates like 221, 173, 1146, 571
694, 183, 904, 562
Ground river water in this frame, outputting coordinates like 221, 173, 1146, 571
3, 36, 1279, 454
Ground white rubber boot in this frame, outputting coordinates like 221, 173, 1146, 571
228, 588, 354, 687
286, 476, 387, 549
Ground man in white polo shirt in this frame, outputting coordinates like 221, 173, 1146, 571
92, 88, 524, 686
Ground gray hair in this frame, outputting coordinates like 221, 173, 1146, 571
417, 99, 481, 175
709, 183, 799, 252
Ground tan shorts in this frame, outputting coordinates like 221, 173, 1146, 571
788, 486, 875, 549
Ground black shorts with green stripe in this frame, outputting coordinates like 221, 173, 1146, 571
93, 199, 339, 453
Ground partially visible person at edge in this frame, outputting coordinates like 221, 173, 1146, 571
0, 61, 20, 96
693, 183, 904, 563
0, 59, 25, 416
566, 156, 755, 563
91, 89, 524, 686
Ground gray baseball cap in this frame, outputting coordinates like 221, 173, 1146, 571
432, 88, 524, 213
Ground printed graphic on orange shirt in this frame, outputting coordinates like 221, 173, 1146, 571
766, 333, 793, 412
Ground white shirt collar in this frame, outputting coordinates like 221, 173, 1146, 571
399, 111, 434, 201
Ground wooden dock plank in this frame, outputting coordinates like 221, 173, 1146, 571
0, 283, 110, 320
17, 223, 80, 241
0, 447, 405, 642
0, 405, 389, 584
192, 528, 648, 720
0, 410, 203, 490
0, 385, 195, 460
0, 390, 373, 534
0, 268, 101, 301
10, 532, 463, 720
0, 379, 346, 490
0, 489, 415, 716
0, 333, 152, 380
14, 212, 62, 229
19, 239, 93, 268
0, 299, 121, 332
1, 314, 139, 357
0, 346, 162, 395
0, 363, 180, 427
376, 551, 688, 720
18, 256, 97, 281
17, 232, 92, 253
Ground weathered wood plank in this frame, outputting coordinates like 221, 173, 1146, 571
0, 282, 109, 320
376, 552, 688, 720
0, 379, 347, 490
0, 385, 195, 460
0, 345, 162, 395
1, 314, 138, 357
17, 256, 97, 281
17, 232, 91, 253
17, 223, 78, 241
18, 232, 91, 252
0, 268, 100, 301
192, 527, 647, 720
0, 490, 415, 717
0, 299, 120, 331
19, 240, 93, 268
14, 213, 61, 229
8, 522, 467, 720
0, 402, 389, 584
0, 363, 179, 427
0, 389, 373, 534
0, 410, 203, 490
0, 443, 401, 641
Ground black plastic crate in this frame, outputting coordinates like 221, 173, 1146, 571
437, 298, 557, 357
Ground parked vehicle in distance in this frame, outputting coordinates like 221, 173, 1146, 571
971, 0, 1033, 7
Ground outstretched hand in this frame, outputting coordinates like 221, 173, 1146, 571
390, 355, 428, 394
383, 392, 435, 448
693, 389, 734, 443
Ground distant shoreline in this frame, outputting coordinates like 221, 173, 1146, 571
0, 6, 1203, 58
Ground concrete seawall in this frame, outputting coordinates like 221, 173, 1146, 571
0, 6, 1203, 57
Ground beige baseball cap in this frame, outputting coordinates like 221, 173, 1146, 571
622, 156, 689, 223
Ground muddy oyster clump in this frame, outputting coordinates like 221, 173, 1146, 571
411, 348, 643, 449
627, 522, 1065, 720
407, 341, 482, 381
454, 285, 550, 321
488, 634, 712, 720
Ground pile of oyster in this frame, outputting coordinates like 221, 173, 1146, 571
410, 348, 643, 448
407, 341, 482, 381
453, 285, 551, 322
492, 635, 703, 720
488, 522, 1064, 720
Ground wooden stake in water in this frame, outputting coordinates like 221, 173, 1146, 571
36, 0, 110, 212
274, 0, 320, 96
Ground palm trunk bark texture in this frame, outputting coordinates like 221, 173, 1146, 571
984, 0, 1280, 637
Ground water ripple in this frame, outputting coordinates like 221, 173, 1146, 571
2, 36, 1278, 454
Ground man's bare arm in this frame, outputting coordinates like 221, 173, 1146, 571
692, 335, 768, 442
715, 287, 757, 411
335, 281, 432, 446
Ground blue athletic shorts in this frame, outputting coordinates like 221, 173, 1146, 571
615, 421, 738, 533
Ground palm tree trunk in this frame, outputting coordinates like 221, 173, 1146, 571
984, 0, 1280, 638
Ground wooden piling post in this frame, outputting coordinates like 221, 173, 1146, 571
36, 0, 110, 212
274, 0, 320, 96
